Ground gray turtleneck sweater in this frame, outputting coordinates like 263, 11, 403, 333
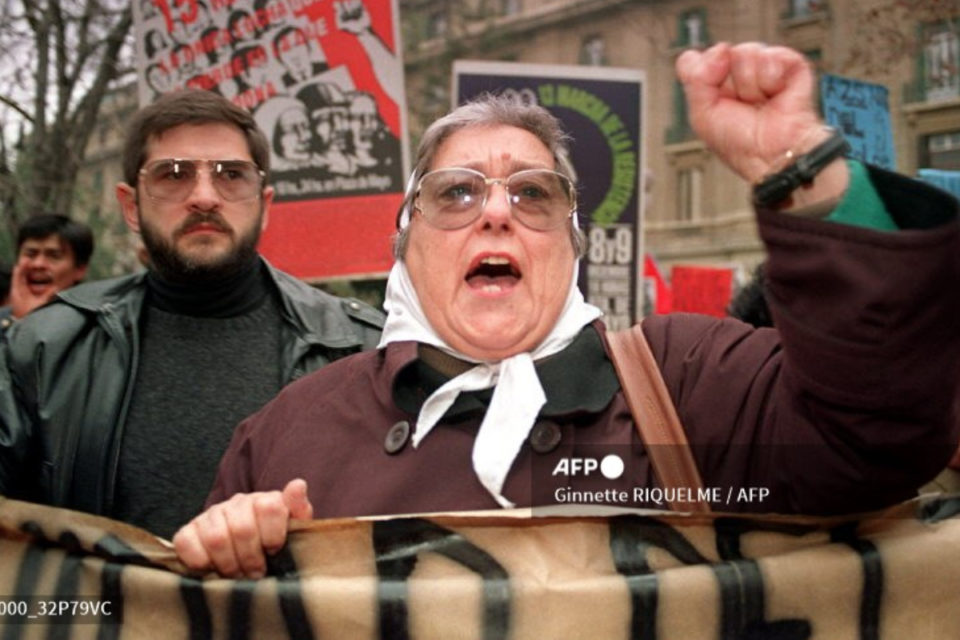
111, 260, 283, 539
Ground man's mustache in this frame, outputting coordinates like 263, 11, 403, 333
175, 212, 232, 239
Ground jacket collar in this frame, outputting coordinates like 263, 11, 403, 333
56, 258, 382, 350
263, 259, 382, 349
57, 270, 148, 314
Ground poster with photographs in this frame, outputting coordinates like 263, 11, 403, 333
133, 0, 409, 279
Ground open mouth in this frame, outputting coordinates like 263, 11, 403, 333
465, 255, 521, 294
26, 273, 53, 294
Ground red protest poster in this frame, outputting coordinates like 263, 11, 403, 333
669, 265, 734, 318
643, 253, 672, 314
133, 0, 409, 280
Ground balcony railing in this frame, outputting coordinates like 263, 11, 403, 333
903, 77, 960, 105
780, 1, 829, 22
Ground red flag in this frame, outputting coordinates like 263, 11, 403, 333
643, 254, 672, 314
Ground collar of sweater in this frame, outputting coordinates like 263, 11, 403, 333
145, 257, 270, 318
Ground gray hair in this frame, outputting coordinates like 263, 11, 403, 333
394, 93, 586, 258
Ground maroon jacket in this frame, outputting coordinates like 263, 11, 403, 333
207, 168, 960, 516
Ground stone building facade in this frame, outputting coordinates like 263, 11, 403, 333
401, 0, 960, 273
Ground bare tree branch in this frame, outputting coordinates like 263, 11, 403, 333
69, 6, 132, 146
0, 0, 133, 233
0, 94, 34, 123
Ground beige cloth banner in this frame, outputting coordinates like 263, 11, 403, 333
0, 494, 959, 639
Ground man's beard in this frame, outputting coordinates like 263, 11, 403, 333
139, 209, 263, 285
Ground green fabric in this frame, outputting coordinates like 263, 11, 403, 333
825, 160, 899, 232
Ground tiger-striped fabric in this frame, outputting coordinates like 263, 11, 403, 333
1, 494, 959, 639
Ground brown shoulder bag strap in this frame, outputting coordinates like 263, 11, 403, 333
606, 324, 711, 512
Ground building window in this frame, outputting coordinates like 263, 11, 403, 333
924, 27, 960, 102
677, 167, 702, 222
675, 8, 708, 48
923, 130, 960, 169
579, 35, 607, 66
788, 0, 824, 18
501, 0, 521, 16
666, 80, 694, 144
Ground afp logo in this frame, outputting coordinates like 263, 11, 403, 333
551, 454, 625, 479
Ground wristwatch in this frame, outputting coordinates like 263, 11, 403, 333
752, 128, 850, 207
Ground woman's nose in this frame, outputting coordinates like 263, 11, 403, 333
478, 180, 513, 228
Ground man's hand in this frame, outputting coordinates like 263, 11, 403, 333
9, 263, 57, 319
676, 42, 848, 202
173, 479, 313, 579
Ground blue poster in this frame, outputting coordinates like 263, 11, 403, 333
453, 62, 645, 329
820, 73, 896, 169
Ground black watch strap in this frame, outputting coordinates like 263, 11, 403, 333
753, 128, 850, 207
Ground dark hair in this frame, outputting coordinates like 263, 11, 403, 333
17, 214, 94, 267
232, 44, 268, 82
171, 43, 195, 69
200, 26, 224, 64
121, 89, 271, 186
727, 263, 773, 328
144, 29, 168, 59
273, 25, 306, 59
227, 9, 263, 41
0, 261, 10, 302
296, 83, 346, 111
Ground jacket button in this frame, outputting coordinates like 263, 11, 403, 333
529, 422, 562, 453
384, 420, 411, 454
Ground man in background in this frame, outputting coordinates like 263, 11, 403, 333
0, 263, 10, 307
0, 214, 93, 332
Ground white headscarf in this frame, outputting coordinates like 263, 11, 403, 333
378, 239, 602, 508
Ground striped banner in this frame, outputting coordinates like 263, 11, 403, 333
1, 495, 959, 638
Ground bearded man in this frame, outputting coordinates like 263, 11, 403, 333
0, 89, 383, 539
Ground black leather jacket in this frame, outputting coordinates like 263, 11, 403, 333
0, 261, 383, 515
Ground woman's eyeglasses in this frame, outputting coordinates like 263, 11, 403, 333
414, 167, 576, 231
